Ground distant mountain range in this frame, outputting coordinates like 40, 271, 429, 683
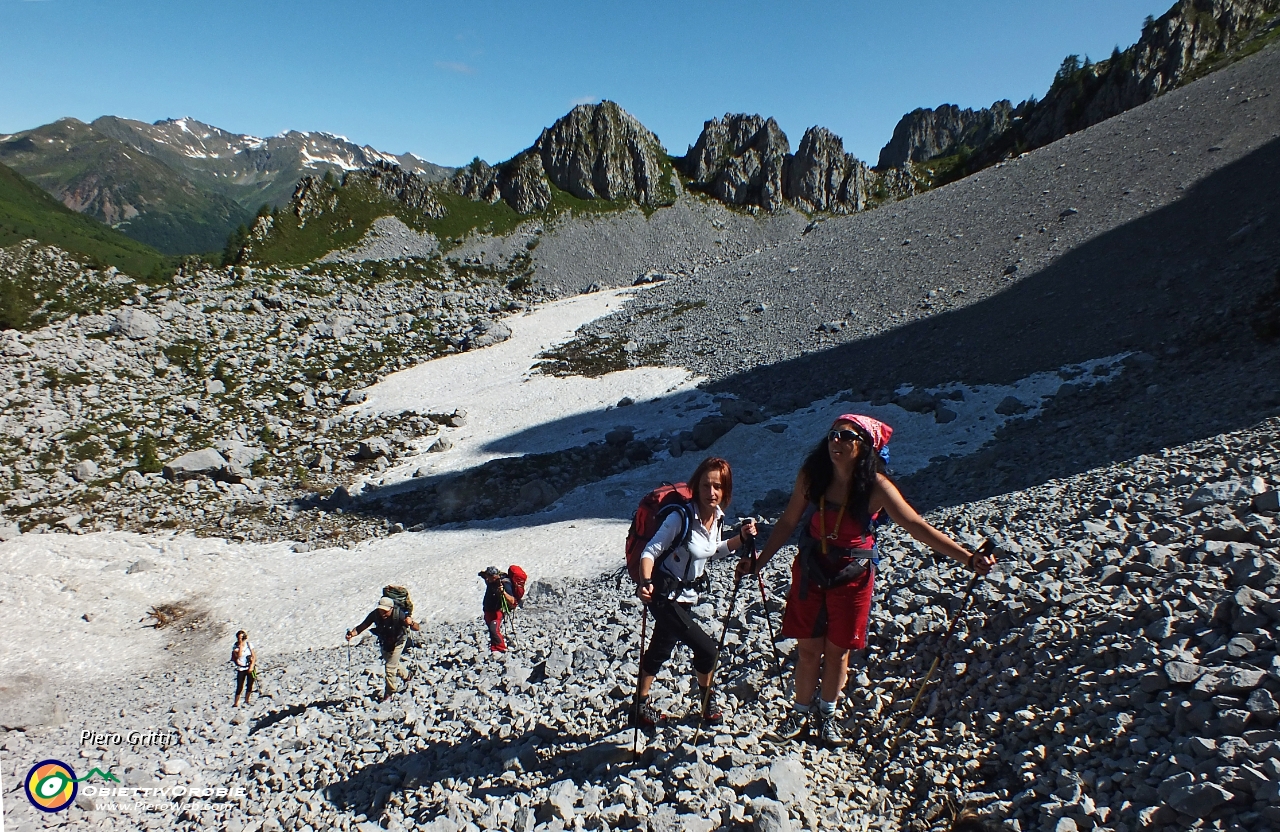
2, 0, 1276, 265
0, 116, 451, 255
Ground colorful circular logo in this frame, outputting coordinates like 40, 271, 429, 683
24, 759, 77, 812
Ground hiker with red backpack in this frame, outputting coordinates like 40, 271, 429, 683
742, 414, 995, 746
346, 587, 421, 702
630, 456, 757, 728
481, 564, 527, 652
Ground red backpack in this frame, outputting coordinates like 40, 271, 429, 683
506, 565, 527, 605
624, 482, 694, 583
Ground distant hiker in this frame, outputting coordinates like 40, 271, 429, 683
481, 564, 527, 652
346, 594, 421, 702
634, 457, 757, 727
231, 630, 256, 707
743, 414, 994, 746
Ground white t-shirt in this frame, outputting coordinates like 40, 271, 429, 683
641, 502, 731, 603
233, 642, 254, 671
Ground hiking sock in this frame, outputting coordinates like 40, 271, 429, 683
817, 698, 837, 717
793, 701, 812, 716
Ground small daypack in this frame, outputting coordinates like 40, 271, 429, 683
506, 565, 527, 606
624, 482, 694, 584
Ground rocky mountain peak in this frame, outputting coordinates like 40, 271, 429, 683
678, 113, 791, 210
901, 0, 1280, 178
785, 126, 874, 214
447, 100, 678, 215
877, 100, 1017, 169
535, 100, 674, 205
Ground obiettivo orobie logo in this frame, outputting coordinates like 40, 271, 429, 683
23, 760, 118, 813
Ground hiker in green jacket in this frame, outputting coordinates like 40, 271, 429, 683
346, 596, 421, 702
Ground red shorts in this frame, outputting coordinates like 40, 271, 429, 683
779, 556, 876, 650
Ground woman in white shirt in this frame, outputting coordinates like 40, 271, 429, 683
634, 457, 757, 727
231, 630, 257, 707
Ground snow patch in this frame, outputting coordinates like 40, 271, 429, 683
0, 289, 1130, 685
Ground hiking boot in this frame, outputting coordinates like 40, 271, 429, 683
813, 712, 847, 748
698, 687, 724, 723
769, 708, 809, 742
631, 698, 665, 728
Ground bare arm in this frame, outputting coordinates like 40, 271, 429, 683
870, 474, 993, 574
745, 472, 809, 573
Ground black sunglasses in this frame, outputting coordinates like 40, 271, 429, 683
828, 429, 866, 443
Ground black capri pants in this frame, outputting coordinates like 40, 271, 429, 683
642, 600, 718, 676
235, 669, 254, 699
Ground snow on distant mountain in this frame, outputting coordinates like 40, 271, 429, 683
91, 116, 453, 210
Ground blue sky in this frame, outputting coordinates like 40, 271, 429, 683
2, 0, 1171, 167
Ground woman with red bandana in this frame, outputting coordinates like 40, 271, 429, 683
737, 413, 995, 746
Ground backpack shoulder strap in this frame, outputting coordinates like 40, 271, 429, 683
651, 501, 693, 576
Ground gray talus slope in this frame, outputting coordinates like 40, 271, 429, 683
616, 41, 1279, 397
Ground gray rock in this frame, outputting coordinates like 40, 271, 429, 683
0, 522, 19, 542
753, 799, 793, 832
162, 448, 229, 481
995, 395, 1028, 415
356, 438, 392, 460
1218, 668, 1267, 693
519, 480, 560, 510
1185, 479, 1250, 511
465, 319, 512, 350
110, 308, 161, 339
1165, 661, 1208, 685
768, 758, 808, 804
692, 415, 737, 449
161, 758, 188, 775
72, 459, 99, 482
1248, 689, 1280, 722
1166, 782, 1234, 818
893, 389, 937, 413
1255, 490, 1280, 513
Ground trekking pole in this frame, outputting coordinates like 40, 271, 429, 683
877, 540, 995, 777
632, 603, 650, 756
693, 574, 745, 746
748, 535, 784, 674
500, 593, 517, 646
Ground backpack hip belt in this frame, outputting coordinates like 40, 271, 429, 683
796, 526, 876, 598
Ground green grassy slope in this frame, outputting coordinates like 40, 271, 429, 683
236, 172, 639, 266
0, 160, 168, 276
0, 119, 250, 256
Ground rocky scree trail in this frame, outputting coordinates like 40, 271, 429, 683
4, 416, 1280, 832
0, 249, 554, 547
